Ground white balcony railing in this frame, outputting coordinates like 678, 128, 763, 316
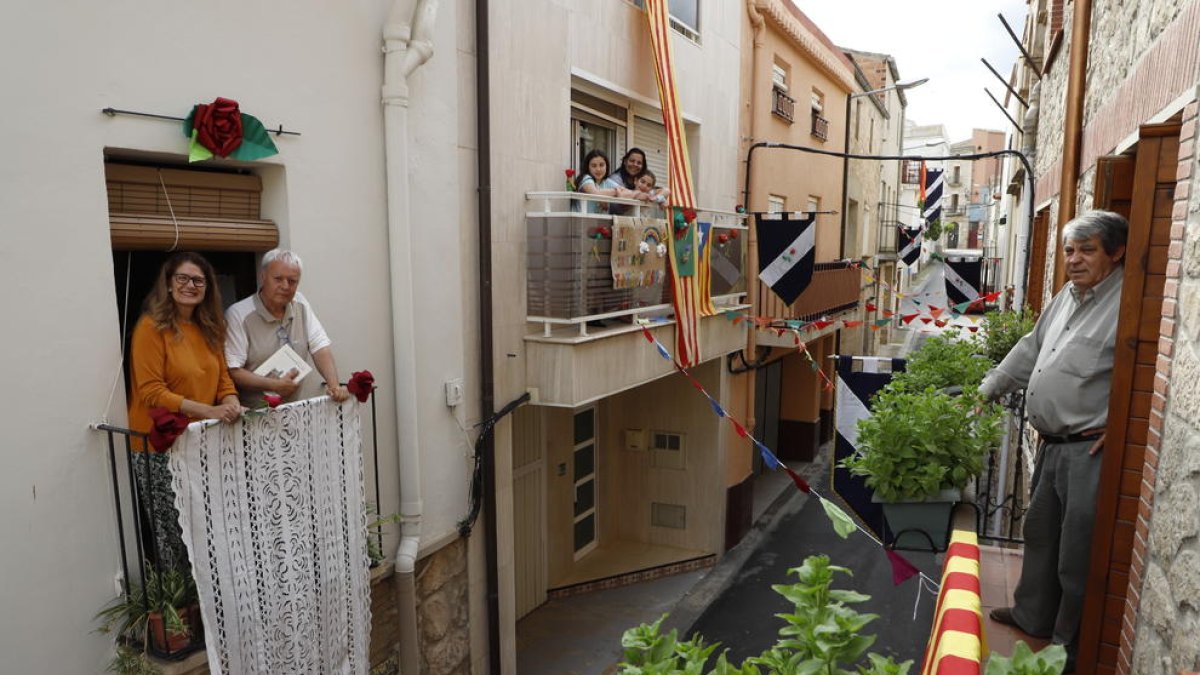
525, 192, 747, 338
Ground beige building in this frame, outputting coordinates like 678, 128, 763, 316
739, 0, 863, 468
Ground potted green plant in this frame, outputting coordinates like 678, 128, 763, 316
841, 332, 1002, 549
978, 307, 1036, 366
96, 563, 199, 670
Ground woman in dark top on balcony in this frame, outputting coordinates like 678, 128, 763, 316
612, 148, 671, 201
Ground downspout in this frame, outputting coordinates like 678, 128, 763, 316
473, 0, 502, 671
743, 0, 764, 441
1056, 0, 1092, 241
381, 1, 438, 673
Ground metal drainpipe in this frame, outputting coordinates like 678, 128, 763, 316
743, 0, 764, 441
381, 1, 438, 673
1056, 0, 1093, 236
473, 0, 501, 671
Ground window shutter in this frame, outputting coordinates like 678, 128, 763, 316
106, 164, 278, 252
633, 116, 670, 186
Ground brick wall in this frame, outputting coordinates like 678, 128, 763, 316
1125, 99, 1199, 675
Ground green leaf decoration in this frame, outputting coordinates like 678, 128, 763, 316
819, 496, 857, 539
188, 128, 214, 163
229, 113, 278, 161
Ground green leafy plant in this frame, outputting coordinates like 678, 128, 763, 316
925, 220, 943, 241
95, 563, 196, 674
978, 308, 1036, 366
618, 555, 913, 675
840, 331, 1002, 502
889, 331, 991, 395
984, 641, 1067, 675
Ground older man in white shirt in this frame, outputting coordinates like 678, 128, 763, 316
225, 249, 350, 408
980, 210, 1128, 672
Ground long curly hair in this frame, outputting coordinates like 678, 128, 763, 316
142, 252, 227, 351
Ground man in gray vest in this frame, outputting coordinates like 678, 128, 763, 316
980, 210, 1127, 672
226, 249, 350, 407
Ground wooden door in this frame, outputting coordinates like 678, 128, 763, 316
513, 406, 548, 619
1077, 123, 1180, 674
1026, 209, 1051, 314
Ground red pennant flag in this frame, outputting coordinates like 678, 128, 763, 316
842, 320, 863, 328
883, 309, 894, 317
929, 306, 944, 319
641, 327, 655, 343
935, 319, 947, 328
793, 336, 801, 346
886, 549, 921, 585
901, 313, 919, 324
814, 320, 833, 330
865, 303, 877, 312
968, 326, 979, 333
984, 291, 1002, 302
870, 325, 882, 331
920, 317, 933, 324
730, 419, 748, 438
784, 467, 811, 493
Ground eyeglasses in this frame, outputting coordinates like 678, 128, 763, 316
172, 274, 207, 288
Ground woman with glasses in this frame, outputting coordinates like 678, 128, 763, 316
128, 252, 243, 436
126, 252, 243, 572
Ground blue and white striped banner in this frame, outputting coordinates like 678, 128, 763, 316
834, 356, 906, 540
923, 168, 944, 224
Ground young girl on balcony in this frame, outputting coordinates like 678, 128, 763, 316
573, 148, 626, 214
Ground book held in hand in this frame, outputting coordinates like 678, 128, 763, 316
252, 344, 313, 383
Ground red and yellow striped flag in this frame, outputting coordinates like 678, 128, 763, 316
920, 530, 987, 675
645, 0, 712, 367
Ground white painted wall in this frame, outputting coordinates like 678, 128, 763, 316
0, 2, 475, 670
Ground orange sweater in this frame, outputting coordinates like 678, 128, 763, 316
127, 315, 238, 437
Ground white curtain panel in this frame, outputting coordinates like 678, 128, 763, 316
170, 398, 372, 675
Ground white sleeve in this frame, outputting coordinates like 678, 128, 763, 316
297, 293, 332, 353
224, 303, 250, 368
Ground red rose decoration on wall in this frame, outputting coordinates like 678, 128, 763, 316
347, 370, 375, 403
148, 407, 190, 452
192, 97, 244, 157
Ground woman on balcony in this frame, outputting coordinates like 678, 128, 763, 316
127, 251, 242, 571
612, 148, 670, 203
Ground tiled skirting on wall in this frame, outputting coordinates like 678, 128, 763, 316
547, 554, 716, 599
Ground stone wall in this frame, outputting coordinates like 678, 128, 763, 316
1085, 0, 1192, 125
1033, 9, 1070, 182
1130, 100, 1200, 675
416, 539, 471, 674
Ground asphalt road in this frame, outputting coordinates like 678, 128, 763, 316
687, 483, 940, 669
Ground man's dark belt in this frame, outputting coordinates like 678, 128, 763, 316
1040, 432, 1098, 444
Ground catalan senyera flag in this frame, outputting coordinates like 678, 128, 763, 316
920, 530, 986, 675
645, 0, 711, 367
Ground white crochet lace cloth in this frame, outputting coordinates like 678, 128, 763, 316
170, 398, 372, 675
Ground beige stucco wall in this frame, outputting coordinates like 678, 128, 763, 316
739, 1, 851, 263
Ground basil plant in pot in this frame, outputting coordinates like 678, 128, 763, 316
841, 332, 1002, 550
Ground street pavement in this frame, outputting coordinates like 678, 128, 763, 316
685, 470, 941, 668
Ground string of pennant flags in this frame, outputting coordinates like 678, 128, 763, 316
635, 323, 941, 600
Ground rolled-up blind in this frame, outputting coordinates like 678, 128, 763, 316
106, 163, 278, 252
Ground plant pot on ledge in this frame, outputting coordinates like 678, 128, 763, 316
872, 488, 961, 551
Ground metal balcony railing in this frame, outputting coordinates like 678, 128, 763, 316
92, 387, 382, 662
876, 220, 901, 254
810, 111, 829, 141
525, 192, 747, 337
754, 260, 861, 324
771, 87, 795, 123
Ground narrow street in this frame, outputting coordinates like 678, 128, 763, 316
686, 454, 940, 668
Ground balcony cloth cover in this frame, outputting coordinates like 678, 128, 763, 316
168, 397, 372, 675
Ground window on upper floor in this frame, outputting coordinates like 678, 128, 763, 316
772, 63, 788, 92
628, 0, 699, 40
767, 194, 786, 213
902, 160, 921, 184
810, 88, 828, 142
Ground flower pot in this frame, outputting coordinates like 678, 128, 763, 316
873, 488, 961, 551
147, 606, 193, 654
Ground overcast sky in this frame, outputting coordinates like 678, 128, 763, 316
792, 0, 1028, 141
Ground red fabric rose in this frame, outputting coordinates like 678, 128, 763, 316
347, 370, 375, 403
193, 97, 244, 158
148, 407, 190, 453
264, 394, 283, 408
